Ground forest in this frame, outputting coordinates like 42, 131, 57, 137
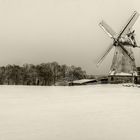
0, 62, 87, 85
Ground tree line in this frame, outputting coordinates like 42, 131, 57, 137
0, 62, 87, 85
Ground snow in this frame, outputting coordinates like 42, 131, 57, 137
71, 79, 96, 84
109, 71, 137, 76
110, 71, 132, 76
0, 84, 140, 140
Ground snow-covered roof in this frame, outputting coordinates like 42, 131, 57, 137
109, 71, 137, 76
72, 79, 96, 84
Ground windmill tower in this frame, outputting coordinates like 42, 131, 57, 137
97, 11, 140, 83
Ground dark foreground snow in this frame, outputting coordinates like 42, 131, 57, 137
0, 84, 140, 140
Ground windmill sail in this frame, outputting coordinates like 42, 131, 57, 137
99, 21, 116, 39
97, 44, 114, 66
117, 11, 139, 38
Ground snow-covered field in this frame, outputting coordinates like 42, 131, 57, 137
0, 84, 140, 140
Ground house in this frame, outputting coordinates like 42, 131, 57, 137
69, 79, 97, 86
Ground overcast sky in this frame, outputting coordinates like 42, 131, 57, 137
0, 0, 140, 74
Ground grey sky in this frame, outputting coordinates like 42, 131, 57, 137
0, 0, 140, 74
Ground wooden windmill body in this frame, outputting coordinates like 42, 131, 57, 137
97, 11, 140, 82
110, 46, 136, 75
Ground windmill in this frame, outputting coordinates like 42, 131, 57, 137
97, 11, 140, 82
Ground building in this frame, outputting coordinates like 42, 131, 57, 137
69, 79, 97, 86
108, 67, 140, 84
